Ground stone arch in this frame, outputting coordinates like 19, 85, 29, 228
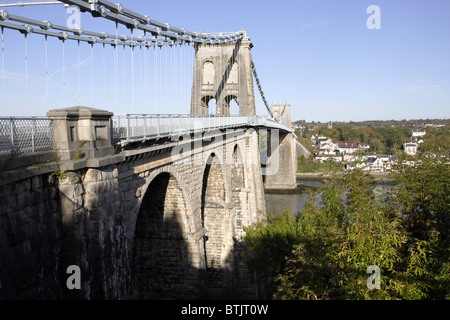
226, 62, 239, 84
201, 95, 217, 115
202, 60, 215, 85
224, 94, 239, 115
231, 144, 245, 189
208, 98, 217, 114
133, 166, 198, 235
130, 171, 199, 299
227, 143, 249, 290
200, 152, 234, 288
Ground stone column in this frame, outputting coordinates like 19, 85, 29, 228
46, 106, 117, 299
47, 106, 114, 161
271, 103, 292, 128
263, 104, 298, 191
263, 131, 298, 191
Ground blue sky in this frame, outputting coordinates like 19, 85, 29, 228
1, 0, 449, 122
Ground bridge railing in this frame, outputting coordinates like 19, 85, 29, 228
0, 117, 54, 158
111, 114, 250, 145
0, 114, 293, 157
247, 115, 292, 131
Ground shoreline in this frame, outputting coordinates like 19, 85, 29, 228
265, 172, 397, 194
296, 172, 395, 182
265, 184, 312, 194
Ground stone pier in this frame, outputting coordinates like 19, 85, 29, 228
263, 104, 298, 191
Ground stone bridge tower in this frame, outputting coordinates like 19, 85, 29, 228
263, 103, 298, 191
190, 36, 256, 116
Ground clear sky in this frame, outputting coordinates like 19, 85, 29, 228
0, 0, 449, 122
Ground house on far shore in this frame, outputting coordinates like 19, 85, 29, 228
366, 155, 396, 172
315, 154, 342, 163
403, 141, 419, 155
311, 134, 329, 145
317, 140, 336, 155
335, 142, 370, 154
402, 129, 426, 155
346, 154, 397, 172
314, 139, 371, 156
412, 129, 426, 137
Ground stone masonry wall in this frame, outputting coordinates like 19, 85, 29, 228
0, 173, 61, 299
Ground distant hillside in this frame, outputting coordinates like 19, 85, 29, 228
293, 118, 450, 128
293, 118, 449, 155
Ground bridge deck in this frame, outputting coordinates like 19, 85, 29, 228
0, 115, 292, 157
112, 114, 293, 146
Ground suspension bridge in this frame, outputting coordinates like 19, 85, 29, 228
0, 0, 300, 300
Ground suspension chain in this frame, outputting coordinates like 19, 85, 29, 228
251, 59, 286, 121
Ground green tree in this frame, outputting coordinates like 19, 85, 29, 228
357, 127, 376, 144
243, 155, 449, 299
318, 126, 332, 137
243, 209, 303, 299
368, 137, 385, 153
297, 155, 324, 173
335, 169, 421, 299
419, 126, 450, 153
274, 169, 419, 300
339, 124, 359, 142
384, 127, 404, 152
391, 153, 450, 299
273, 173, 345, 300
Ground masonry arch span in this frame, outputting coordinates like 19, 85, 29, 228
200, 152, 234, 288
131, 172, 199, 299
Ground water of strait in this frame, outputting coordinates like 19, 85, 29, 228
265, 177, 394, 216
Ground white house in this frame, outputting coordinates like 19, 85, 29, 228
311, 134, 329, 146
412, 129, 426, 137
342, 153, 358, 162
314, 154, 342, 163
346, 161, 369, 171
317, 140, 337, 155
346, 155, 395, 172
367, 157, 386, 172
316, 140, 371, 155
403, 141, 419, 155
336, 142, 370, 154
358, 143, 370, 151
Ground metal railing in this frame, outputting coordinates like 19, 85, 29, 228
111, 114, 250, 145
111, 114, 293, 146
0, 117, 54, 158
0, 114, 292, 156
